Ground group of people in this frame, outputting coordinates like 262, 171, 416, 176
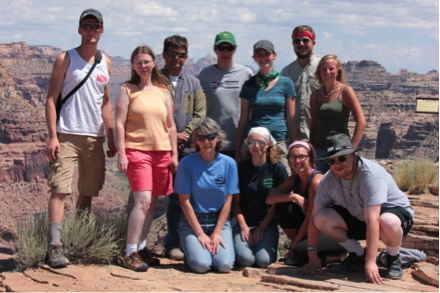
44, 8, 414, 285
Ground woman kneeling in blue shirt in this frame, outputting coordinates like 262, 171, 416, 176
232, 127, 287, 268
175, 118, 238, 273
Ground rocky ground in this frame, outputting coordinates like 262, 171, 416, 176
0, 194, 438, 292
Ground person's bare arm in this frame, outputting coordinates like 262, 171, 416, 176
235, 99, 251, 163
286, 96, 296, 141
210, 195, 233, 254
101, 55, 116, 157
232, 193, 251, 243
290, 174, 323, 250
341, 86, 366, 148
165, 89, 179, 173
45, 52, 70, 162
309, 90, 318, 144
300, 202, 325, 273
266, 175, 297, 205
364, 204, 384, 284
179, 193, 213, 251
114, 85, 129, 173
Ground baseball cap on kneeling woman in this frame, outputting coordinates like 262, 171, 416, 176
215, 31, 236, 46
317, 133, 363, 161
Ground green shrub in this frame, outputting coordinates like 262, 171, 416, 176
394, 158, 439, 195
14, 210, 128, 271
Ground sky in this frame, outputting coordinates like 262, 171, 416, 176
0, 0, 438, 74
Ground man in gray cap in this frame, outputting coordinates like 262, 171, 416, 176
302, 133, 414, 285
44, 8, 116, 267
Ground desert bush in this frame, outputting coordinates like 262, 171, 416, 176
394, 157, 439, 195
14, 210, 127, 271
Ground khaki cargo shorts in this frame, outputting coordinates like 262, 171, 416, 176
47, 133, 106, 197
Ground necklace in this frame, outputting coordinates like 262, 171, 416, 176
332, 158, 356, 197
321, 81, 339, 99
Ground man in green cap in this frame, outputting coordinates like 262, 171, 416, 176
197, 31, 252, 158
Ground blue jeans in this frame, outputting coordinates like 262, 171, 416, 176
179, 213, 235, 274
232, 221, 279, 268
314, 147, 330, 174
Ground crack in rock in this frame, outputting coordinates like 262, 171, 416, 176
37, 265, 77, 280
22, 271, 48, 284
110, 272, 142, 280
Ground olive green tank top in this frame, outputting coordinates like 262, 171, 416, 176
313, 86, 351, 149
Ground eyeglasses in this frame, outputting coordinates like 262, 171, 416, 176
216, 45, 235, 52
288, 155, 309, 162
327, 155, 348, 166
133, 60, 153, 67
247, 140, 266, 148
293, 38, 311, 45
165, 50, 187, 59
254, 52, 271, 58
80, 24, 103, 32
197, 134, 217, 142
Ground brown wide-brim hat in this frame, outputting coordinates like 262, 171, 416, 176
316, 133, 363, 162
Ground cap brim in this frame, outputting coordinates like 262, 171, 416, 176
215, 40, 235, 46
316, 147, 363, 162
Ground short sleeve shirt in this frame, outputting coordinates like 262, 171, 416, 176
174, 152, 239, 214
315, 156, 414, 222
240, 76, 296, 141
238, 159, 288, 226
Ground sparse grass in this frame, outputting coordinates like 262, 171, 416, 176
394, 157, 439, 195
14, 210, 128, 271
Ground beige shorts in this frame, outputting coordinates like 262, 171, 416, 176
47, 133, 106, 197
240, 139, 290, 174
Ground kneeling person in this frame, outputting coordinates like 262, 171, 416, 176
232, 127, 287, 268
304, 133, 414, 285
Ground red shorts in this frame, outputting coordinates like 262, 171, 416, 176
125, 148, 173, 195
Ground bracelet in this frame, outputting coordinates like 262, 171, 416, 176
240, 227, 249, 231
307, 246, 317, 251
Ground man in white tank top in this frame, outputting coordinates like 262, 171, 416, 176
44, 8, 116, 268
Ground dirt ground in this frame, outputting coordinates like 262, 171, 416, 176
0, 194, 438, 292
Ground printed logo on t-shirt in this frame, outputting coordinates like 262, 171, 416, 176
215, 175, 226, 187
210, 80, 240, 90
262, 178, 273, 189
96, 74, 107, 83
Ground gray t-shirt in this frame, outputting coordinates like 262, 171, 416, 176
315, 156, 414, 222
197, 64, 253, 151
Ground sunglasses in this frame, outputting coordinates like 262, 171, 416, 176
327, 155, 348, 166
197, 134, 217, 142
165, 50, 187, 59
80, 24, 103, 32
247, 140, 266, 148
288, 154, 309, 162
216, 45, 235, 52
293, 38, 311, 45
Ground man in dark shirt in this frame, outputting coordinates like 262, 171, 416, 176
160, 35, 206, 260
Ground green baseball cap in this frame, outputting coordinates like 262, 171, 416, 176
214, 31, 236, 46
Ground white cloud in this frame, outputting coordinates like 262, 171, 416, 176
0, 0, 437, 74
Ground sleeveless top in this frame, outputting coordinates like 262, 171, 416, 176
124, 83, 171, 151
292, 169, 322, 200
313, 86, 350, 149
57, 48, 110, 137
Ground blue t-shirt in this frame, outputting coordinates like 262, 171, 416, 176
239, 76, 296, 140
174, 152, 240, 214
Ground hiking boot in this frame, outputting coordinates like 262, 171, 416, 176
165, 248, 184, 261
386, 253, 402, 279
124, 251, 149, 272
331, 250, 365, 274
138, 248, 160, 266
48, 243, 70, 268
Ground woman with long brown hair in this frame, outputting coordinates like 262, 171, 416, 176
115, 45, 178, 272
310, 54, 366, 173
